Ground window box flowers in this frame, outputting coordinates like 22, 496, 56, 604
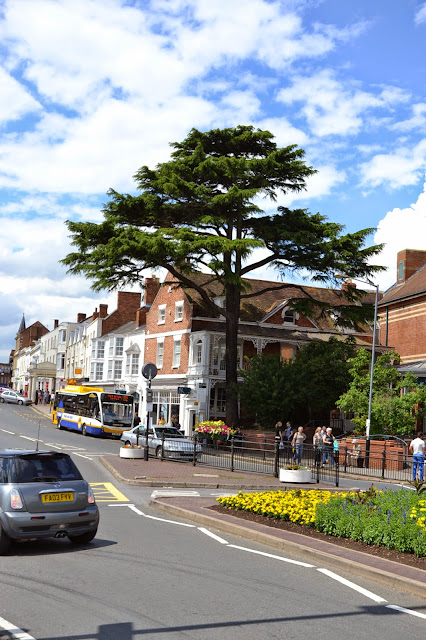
120, 444, 144, 459
279, 465, 312, 483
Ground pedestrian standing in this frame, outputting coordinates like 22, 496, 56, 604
292, 426, 306, 464
274, 421, 284, 446
313, 426, 323, 465
133, 412, 141, 427
409, 432, 425, 481
322, 427, 335, 466
284, 421, 294, 460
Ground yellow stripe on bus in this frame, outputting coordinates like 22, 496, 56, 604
89, 482, 130, 502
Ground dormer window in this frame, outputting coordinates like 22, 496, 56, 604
282, 306, 297, 324
214, 296, 225, 308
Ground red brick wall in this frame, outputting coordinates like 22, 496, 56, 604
101, 292, 141, 336
397, 249, 426, 284
379, 295, 426, 361
145, 277, 192, 375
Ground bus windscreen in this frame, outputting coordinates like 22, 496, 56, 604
100, 394, 133, 427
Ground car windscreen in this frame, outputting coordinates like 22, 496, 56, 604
155, 428, 185, 438
10, 453, 83, 483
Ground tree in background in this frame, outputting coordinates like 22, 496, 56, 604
62, 125, 383, 429
336, 350, 426, 436
238, 337, 356, 428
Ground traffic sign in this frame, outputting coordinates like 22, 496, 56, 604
142, 363, 158, 380
177, 386, 191, 394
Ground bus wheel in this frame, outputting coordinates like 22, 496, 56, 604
57, 420, 62, 430
82, 424, 87, 436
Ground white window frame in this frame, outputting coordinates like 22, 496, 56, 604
156, 339, 164, 369
158, 304, 166, 325
175, 301, 184, 322
115, 337, 124, 356
172, 337, 181, 368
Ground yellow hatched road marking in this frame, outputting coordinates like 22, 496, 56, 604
89, 482, 129, 502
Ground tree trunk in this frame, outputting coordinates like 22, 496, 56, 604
225, 283, 241, 430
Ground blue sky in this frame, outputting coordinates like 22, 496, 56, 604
1, 0, 426, 359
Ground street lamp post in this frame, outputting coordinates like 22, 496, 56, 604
335, 275, 379, 468
364, 280, 379, 469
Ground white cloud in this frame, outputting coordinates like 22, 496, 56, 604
277, 70, 409, 137
392, 103, 426, 132
0, 68, 40, 123
373, 179, 426, 290
415, 2, 426, 25
359, 140, 426, 189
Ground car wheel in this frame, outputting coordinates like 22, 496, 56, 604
68, 529, 97, 545
82, 424, 87, 436
18, 400, 23, 405
124, 440, 131, 446
156, 446, 163, 459
0, 523, 11, 555
0, 398, 4, 403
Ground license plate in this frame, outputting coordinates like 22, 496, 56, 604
41, 492, 74, 503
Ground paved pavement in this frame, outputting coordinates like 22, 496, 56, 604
31, 402, 426, 597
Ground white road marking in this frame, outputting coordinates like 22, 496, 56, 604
125, 504, 196, 526
228, 544, 315, 567
74, 453, 93, 460
1, 428, 15, 434
317, 568, 387, 603
151, 490, 200, 499
386, 604, 426, 619
19, 435, 37, 441
0, 614, 36, 639
197, 527, 228, 544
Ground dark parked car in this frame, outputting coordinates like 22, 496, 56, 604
0, 449, 99, 554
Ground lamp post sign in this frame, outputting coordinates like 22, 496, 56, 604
141, 363, 157, 461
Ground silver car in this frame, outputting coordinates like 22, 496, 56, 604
120, 425, 203, 460
0, 390, 32, 406
0, 449, 99, 554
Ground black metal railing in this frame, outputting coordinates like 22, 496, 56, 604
154, 434, 421, 487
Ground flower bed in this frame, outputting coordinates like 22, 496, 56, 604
217, 487, 426, 556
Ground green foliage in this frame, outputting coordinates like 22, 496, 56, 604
315, 488, 426, 556
336, 349, 426, 436
62, 125, 384, 428
239, 337, 355, 426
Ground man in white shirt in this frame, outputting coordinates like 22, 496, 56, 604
409, 432, 425, 481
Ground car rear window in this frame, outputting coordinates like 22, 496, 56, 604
0, 454, 83, 483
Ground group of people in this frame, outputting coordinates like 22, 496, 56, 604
34, 390, 52, 405
275, 422, 361, 467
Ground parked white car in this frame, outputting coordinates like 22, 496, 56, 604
120, 425, 202, 460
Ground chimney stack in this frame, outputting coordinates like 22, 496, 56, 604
54, 319, 59, 329
144, 276, 161, 305
77, 313, 86, 323
99, 303, 108, 318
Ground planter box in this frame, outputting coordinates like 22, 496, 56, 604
279, 468, 312, 483
120, 447, 144, 459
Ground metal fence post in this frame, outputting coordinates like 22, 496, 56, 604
274, 441, 279, 478
335, 452, 339, 487
160, 430, 165, 461
381, 447, 386, 478
193, 434, 197, 466
230, 437, 234, 472
344, 446, 348, 473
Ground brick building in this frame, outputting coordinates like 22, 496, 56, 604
142, 273, 379, 432
379, 248, 426, 381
